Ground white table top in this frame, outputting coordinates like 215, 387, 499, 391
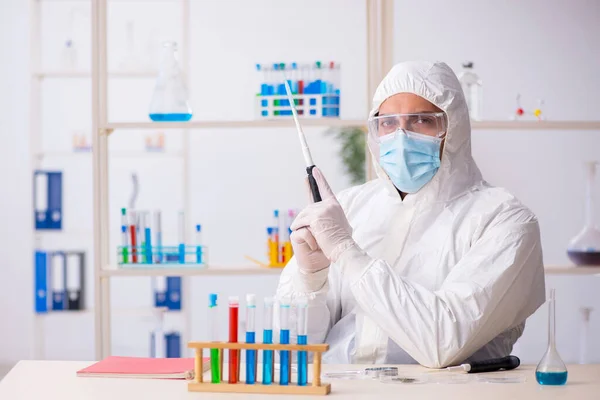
1, 361, 599, 399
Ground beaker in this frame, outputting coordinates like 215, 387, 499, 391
148, 42, 192, 122
535, 289, 568, 386
567, 161, 600, 265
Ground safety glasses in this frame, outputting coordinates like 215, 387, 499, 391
367, 112, 447, 143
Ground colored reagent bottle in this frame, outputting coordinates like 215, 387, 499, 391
296, 297, 308, 386
148, 41, 193, 122
279, 298, 291, 385
262, 297, 274, 384
245, 294, 257, 384
208, 293, 220, 383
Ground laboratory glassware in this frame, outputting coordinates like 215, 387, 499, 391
245, 294, 257, 384
262, 296, 274, 385
149, 41, 192, 122
457, 62, 482, 121
279, 297, 291, 385
228, 296, 239, 383
567, 162, 600, 265
296, 297, 308, 386
535, 289, 568, 385
208, 294, 220, 383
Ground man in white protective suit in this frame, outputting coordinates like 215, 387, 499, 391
275, 61, 546, 368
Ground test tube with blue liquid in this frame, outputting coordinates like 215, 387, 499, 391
262, 296, 274, 385
296, 297, 308, 386
245, 294, 257, 384
178, 211, 185, 263
279, 297, 291, 385
143, 212, 152, 263
195, 224, 203, 264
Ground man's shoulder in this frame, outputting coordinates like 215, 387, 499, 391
468, 183, 538, 226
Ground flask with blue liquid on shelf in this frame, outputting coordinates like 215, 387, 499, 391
149, 41, 192, 122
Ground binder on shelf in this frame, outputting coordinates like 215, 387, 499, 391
153, 277, 167, 308
66, 252, 85, 310
35, 251, 49, 313
165, 332, 181, 358
166, 277, 181, 310
34, 170, 62, 230
51, 252, 67, 310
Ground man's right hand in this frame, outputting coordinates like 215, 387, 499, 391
290, 227, 330, 273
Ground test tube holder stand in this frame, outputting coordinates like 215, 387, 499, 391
188, 341, 331, 396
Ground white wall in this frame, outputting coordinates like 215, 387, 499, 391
1, 0, 599, 366
394, 0, 600, 363
0, 0, 33, 365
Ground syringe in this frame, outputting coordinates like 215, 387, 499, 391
262, 296, 274, 385
245, 294, 257, 384
296, 297, 308, 386
284, 80, 322, 203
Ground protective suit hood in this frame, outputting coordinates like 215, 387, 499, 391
369, 61, 483, 203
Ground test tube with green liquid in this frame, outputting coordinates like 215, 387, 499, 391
208, 293, 220, 382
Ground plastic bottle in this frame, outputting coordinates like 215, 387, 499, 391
458, 62, 483, 121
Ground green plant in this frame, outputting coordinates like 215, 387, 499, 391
327, 127, 366, 184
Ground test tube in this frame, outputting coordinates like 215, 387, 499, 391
267, 227, 277, 266
138, 212, 147, 263
154, 210, 162, 263
144, 212, 152, 264
274, 210, 281, 263
178, 211, 185, 263
279, 297, 291, 385
195, 224, 203, 264
120, 208, 129, 263
245, 294, 257, 384
208, 293, 220, 383
290, 62, 297, 94
262, 296, 274, 385
129, 210, 138, 263
296, 297, 308, 386
228, 296, 239, 384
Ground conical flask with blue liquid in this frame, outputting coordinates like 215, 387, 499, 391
149, 41, 192, 122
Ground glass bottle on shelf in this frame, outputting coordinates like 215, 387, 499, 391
148, 41, 192, 122
567, 161, 600, 265
458, 62, 482, 121
536, 289, 568, 385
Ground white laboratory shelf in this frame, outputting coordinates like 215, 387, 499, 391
33, 70, 158, 79
103, 119, 367, 131
34, 307, 182, 319
544, 265, 600, 275
101, 264, 283, 277
471, 120, 600, 130
35, 150, 184, 159
102, 120, 600, 132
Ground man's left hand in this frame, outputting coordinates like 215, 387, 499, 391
291, 168, 356, 262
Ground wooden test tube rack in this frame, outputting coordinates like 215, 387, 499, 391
188, 342, 331, 395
